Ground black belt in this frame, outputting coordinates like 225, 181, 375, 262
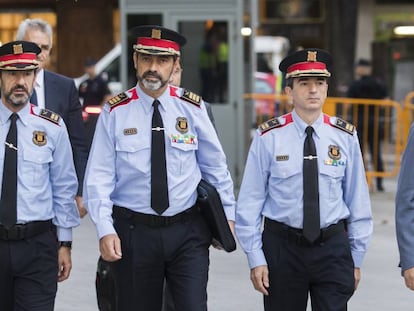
0, 219, 53, 240
264, 218, 346, 246
113, 205, 200, 227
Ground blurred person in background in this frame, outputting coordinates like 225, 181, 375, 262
78, 57, 112, 150
347, 58, 388, 192
16, 18, 89, 216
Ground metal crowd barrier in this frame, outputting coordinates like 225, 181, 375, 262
244, 93, 407, 190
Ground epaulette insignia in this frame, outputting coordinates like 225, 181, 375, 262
39, 109, 60, 125
259, 118, 281, 134
108, 92, 128, 108
332, 118, 354, 135
181, 89, 201, 107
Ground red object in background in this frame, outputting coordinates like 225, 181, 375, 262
82, 106, 102, 122
254, 72, 277, 121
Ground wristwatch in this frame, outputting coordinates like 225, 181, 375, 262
59, 241, 72, 249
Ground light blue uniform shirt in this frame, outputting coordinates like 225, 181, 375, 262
84, 84, 235, 239
236, 110, 372, 269
0, 102, 79, 241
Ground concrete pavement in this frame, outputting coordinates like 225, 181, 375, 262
55, 177, 414, 310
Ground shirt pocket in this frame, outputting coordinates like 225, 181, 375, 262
22, 149, 53, 184
270, 162, 302, 198
115, 137, 150, 174
319, 164, 345, 200
169, 140, 198, 175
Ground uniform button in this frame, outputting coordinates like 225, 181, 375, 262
129, 224, 135, 229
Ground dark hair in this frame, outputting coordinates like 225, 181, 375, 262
286, 77, 329, 89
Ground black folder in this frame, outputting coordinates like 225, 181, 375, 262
197, 179, 236, 252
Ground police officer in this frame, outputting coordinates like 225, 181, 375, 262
235, 49, 373, 311
84, 25, 235, 311
16, 18, 89, 218
0, 41, 80, 310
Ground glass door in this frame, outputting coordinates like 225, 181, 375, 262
168, 14, 244, 185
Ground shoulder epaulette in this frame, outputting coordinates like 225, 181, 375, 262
181, 89, 201, 107
331, 117, 355, 135
259, 117, 282, 135
107, 92, 129, 108
38, 109, 61, 125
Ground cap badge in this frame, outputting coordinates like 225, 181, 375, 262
13, 44, 23, 55
328, 145, 341, 160
307, 51, 317, 62
151, 29, 161, 39
32, 131, 47, 146
176, 117, 188, 134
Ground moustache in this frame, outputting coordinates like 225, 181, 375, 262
143, 71, 161, 80
12, 85, 29, 93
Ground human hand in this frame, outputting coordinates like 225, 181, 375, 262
403, 267, 414, 290
354, 268, 361, 290
250, 265, 269, 296
57, 246, 72, 282
99, 234, 122, 262
75, 195, 87, 218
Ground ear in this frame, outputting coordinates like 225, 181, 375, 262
283, 85, 292, 96
132, 52, 138, 70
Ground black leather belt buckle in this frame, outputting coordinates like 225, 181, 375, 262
0, 224, 28, 240
264, 218, 346, 247
289, 230, 312, 246
9, 224, 27, 240
148, 215, 169, 227
0, 220, 52, 241
114, 205, 199, 228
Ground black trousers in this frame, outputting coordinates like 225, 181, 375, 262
112, 210, 211, 311
0, 230, 58, 311
262, 225, 355, 311
96, 258, 176, 311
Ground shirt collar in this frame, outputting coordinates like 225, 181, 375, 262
136, 83, 170, 115
35, 69, 44, 88
0, 101, 31, 126
292, 109, 323, 139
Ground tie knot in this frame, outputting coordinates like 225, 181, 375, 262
10, 113, 18, 123
153, 100, 160, 109
305, 126, 314, 137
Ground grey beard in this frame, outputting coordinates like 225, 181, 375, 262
6, 93, 28, 107
142, 79, 162, 91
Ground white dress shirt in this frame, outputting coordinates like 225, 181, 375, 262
34, 69, 45, 109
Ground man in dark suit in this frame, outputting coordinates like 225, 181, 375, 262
396, 124, 414, 291
16, 18, 89, 217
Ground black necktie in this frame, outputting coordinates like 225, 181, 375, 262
303, 126, 320, 243
0, 113, 18, 228
151, 100, 169, 214
30, 89, 38, 106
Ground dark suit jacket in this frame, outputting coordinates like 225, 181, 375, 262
396, 124, 414, 273
44, 70, 88, 195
